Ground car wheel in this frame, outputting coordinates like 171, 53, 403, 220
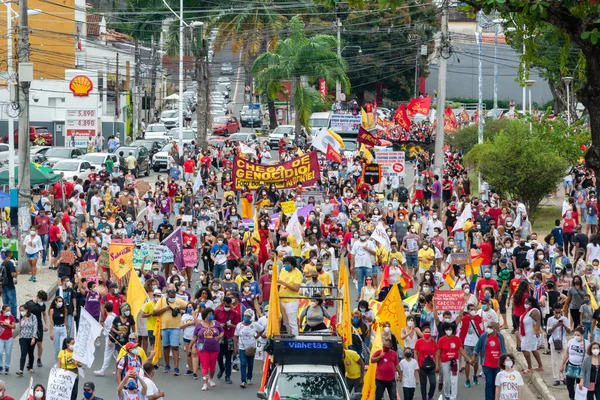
153, 166, 160, 172
145, 163, 150, 176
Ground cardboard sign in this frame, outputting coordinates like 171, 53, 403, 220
449, 252, 471, 265
182, 249, 198, 267
60, 250, 75, 264
46, 367, 77, 400
182, 214, 193, 222
433, 290, 465, 312
280, 200, 297, 215
98, 249, 110, 268
134, 180, 152, 198
132, 247, 154, 270
79, 261, 97, 278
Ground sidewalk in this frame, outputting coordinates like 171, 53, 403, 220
14, 260, 59, 312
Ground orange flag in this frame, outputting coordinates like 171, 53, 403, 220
394, 103, 411, 131
325, 144, 342, 163
407, 96, 432, 116
461, 108, 470, 122
444, 106, 458, 132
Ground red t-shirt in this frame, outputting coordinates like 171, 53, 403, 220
513, 296, 527, 318
167, 182, 178, 197
49, 224, 61, 242
200, 156, 211, 169
34, 215, 50, 235
259, 274, 271, 302
61, 213, 71, 230
372, 349, 398, 381
53, 182, 62, 198
437, 335, 463, 363
563, 218, 576, 233
508, 278, 521, 295
227, 238, 242, 261
101, 293, 124, 316
414, 338, 438, 366
0, 314, 15, 340
483, 334, 502, 368
480, 242, 493, 265
182, 232, 198, 249
183, 159, 195, 174
475, 278, 499, 299
488, 207, 501, 222
64, 181, 74, 199
88, 172, 98, 183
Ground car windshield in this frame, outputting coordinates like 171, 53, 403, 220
228, 134, 246, 141
161, 111, 177, 119
161, 143, 174, 153
276, 373, 344, 400
273, 126, 294, 136
214, 117, 229, 124
132, 141, 154, 150
310, 118, 329, 128
82, 154, 107, 164
147, 125, 166, 132
45, 148, 71, 158
53, 161, 80, 172
343, 141, 357, 151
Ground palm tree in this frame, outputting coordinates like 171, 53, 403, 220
252, 15, 350, 140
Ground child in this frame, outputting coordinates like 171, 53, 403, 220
399, 347, 419, 400
581, 294, 594, 340
180, 303, 197, 378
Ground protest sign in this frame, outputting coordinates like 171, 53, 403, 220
162, 247, 174, 264
376, 151, 406, 178
108, 243, 134, 278
330, 114, 361, 133
98, 249, 109, 268
182, 214, 193, 222
133, 247, 155, 270
232, 151, 321, 190
280, 201, 297, 215
182, 249, 198, 267
79, 261, 97, 278
449, 252, 471, 265
433, 290, 465, 312
134, 180, 152, 198
46, 367, 77, 400
357, 126, 378, 147
60, 251, 75, 264
73, 309, 103, 367
362, 163, 381, 185
163, 228, 184, 270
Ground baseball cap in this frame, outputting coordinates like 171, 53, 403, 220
124, 342, 138, 351
83, 382, 95, 390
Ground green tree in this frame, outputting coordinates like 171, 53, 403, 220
445, 119, 512, 153
464, 119, 568, 220
252, 15, 350, 139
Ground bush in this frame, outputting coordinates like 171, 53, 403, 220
445, 118, 513, 153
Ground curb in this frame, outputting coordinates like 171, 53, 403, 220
13, 279, 59, 338
503, 330, 557, 400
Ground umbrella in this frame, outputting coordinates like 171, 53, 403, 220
32, 162, 54, 173
0, 162, 62, 186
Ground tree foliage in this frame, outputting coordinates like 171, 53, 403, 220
445, 118, 512, 154
464, 119, 568, 219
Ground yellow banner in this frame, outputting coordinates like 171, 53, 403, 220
280, 200, 297, 215
337, 257, 352, 348
109, 243, 134, 279
361, 328, 382, 400
376, 285, 407, 347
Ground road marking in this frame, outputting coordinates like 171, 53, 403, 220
232, 51, 243, 107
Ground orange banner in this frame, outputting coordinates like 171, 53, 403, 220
325, 144, 342, 163
444, 106, 458, 132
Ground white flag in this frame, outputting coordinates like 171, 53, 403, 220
285, 212, 303, 245
562, 199, 571, 217
452, 203, 473, 232
239, 142, 256, 156
18, 377, 33, 400
72, 308, 103, 368
370, 221, 391, 251
192, 171, 204, 192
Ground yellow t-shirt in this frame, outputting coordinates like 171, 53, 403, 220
57, 349, 78, 370
303, 263, 317, 277
142, 301, 157, 332
155, 297, 188, 329
376, 245, 388, 264
418, 248, 435, 270
288, 235, 303, 257
387, 250, 405, 265
317, 271, 332, 295
279, 268, 304, 303
117, 347, 148, 362
344, 349, 362, 379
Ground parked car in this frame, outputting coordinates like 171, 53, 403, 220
130, 139, 168, 157
159, 110, 179, 130
220, 63, 233, 75
212, 116, 240, 136
0, 144, 11, 168
165, 129, 196, 145
217, 77, 231, 91
52, 159, 93, 181
144, 124, 169, 140
152, 143, 177, 172
44, 147, 84, 168
227, 132, 258, 146
30, 146, 51, 164
240, 104, 262, 128
2, 126, 53, 146
268, 125, 295, 149
113, 146, 151, 177
80, 152, 118, 170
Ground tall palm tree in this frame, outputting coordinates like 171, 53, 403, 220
252, 15, 350, 140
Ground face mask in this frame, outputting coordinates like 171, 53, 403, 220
445, 330, 453, 336
217, 241, 223, 246
410, 229, 416, 234
444, 318, 451, 323
459, 273, 466, 278
524, 303, 531, 309
486, 328, 494, 335
576, 335, 583, 342
424, 274, 431, 280
593, 349, 600, 356
482, 305, 489, 311
127, 382, 136, 390
212, 285, 220, 291
34, 392, 44, 399
167, 297, 175, 303
352, 317, 360, 324
243, 287, 250, 292
124, 310, 131, 316
407, 320, 414, 327
484, 272, 491, 279
533, 280, 540, 285
284, 265, 292, 272
383, 326, 391, 333
504, 360, 513, 369
360, 235, 367, 241
68, 344, 74, 350
56, 302, 63, 308
83, 392, 93, 400
207, 314, 214, 321
225, 274, 232, 279
223, 307, 230, 312
422, 287, 430, 294
20, 311, 26, 317
469, 310, 476, 316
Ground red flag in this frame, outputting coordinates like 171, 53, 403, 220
394, 103, 411, 131
325, 144, 342, 163
461, 108, 470, 122
443, 106, 458, 132
357, 126, 379, 147
407, 96, 432, 116
273, 391, 281, 400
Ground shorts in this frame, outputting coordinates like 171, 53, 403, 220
76, 214, 85, 225
405, 255, 418, 269
148, 330, 155, 347
371, 266, 380, 277
37, 328, 44, 342
183, 338, 191, 345
463, 345, 474, 358
50, 241, 60, 258
588, 215, 598, 225
26, 252, 39, 260
499, 293, 508, 314
161, 328, 180, 347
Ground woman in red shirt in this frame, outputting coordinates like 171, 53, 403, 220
479, 236, 495, 271
562, 210, 577, 257
436, 325, 475, 400
414, 326, 438, 400
49, 218, 62, 270
510, 280, 529, 348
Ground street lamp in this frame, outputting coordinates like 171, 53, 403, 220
525, 79, 535, 132
562, 76, 573, 126
341, 45, 362, 55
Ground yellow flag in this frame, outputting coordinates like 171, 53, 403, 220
337, 257, 352, 349
109, 243, 134, 279
327, 129, 345, 149
266, 255, 281, 336
152, 317, 162, 364
403, 292, 419, 309
360, 144, 373, 163
376, 284, 407, 347
361, 108, 368, 127
361, 327, 382, 400
127, 270, 147, 322
251, 209, 261, 245
585, 282, 599, 310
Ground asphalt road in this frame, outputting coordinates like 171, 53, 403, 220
0, 46, 542, 400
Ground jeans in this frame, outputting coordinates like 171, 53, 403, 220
455, 231, 466, 251
214, 263, 226, 279
375, 379, 397, 400
0, 337, 13, 370
218, 339, 233, 380
40, 233, 49, 264
3, 287, 16, 319
53, 325, 67, 360
355, 266, 371, 295
239, 350, 254, 383
483, 366, 500, 400
593, 327, 600, 343
419, 368, 436, 400
346, 378, 363, 394
67, 314, 74, 337
402, 387, 415, 400
584, 321, 592, 340
19, 337, 35, 371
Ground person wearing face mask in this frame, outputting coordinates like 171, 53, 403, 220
278, 257, 303, 336
299, 294, 330, 332
152, 289, 187, 375
350, 230, 377, 295
22, 227, 42, 282
370, 337, 401, 400
472, 322, 506, 400
48, 296, 67, 361
414, 325, 437, 400
518, 296, 544, 374
16, 304, 38, 376
210, 234, 229, 279
180, 302, 198, 378
116, 341, 143, 384
546, 305, 572, 386
117, 369, 147, 400
56, 337, 82, 400
111, 303, 135, 355
565, 275, 587, 328
101, 283, 126, 323
436, 323, 475, 400
456, 303, 484, 387
240, 281, 262, 318
495, 354, 523, 400
417, 242, 435, 283
559, 326, 589, 399
189, 308, 225, 390
234, 309, 264, 388
399, 346, 419, 400
400, 225, 420, 281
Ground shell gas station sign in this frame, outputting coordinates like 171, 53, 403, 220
65, 70, 100, 148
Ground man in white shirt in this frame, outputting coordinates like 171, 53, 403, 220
276, 236, 294, 258
546, 306, 572, 385
350, 229, 376, 295
141, 363, 164, 400
90, 191, 102, 219
477, 299, 498, 330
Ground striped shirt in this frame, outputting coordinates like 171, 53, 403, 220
20, 315, 38, 339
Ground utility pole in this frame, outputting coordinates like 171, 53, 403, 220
133, 40, 140, 140
433, 0, 449, 195
414, 45, 419, 98
115, 53, 119, 140
7, 4, 15, 191
192, 21, 208, 149
493, 19, 498, 112
17, 0, 33, 273
477, 11, 484, 192
177, 0, 184, 158
335, 17, 341, 104
149, 34, 158, 123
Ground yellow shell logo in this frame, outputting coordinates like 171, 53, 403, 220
69, 75, 93, 97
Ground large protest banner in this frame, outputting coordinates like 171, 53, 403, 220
108, 243, 134, 278
376, 151, 406, 178
46, 367, 77, 400
233, 151, 321, 190
73, 308, 103, 367
433, 290, 465, 312
330, 114, 361, 133
392, 140, 435, 161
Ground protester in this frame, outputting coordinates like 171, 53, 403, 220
189, 307, 224, 391
371, 337, 400, 400
0, 305, 15, 374
495, 354, 523, 400
17, 304, 37, 376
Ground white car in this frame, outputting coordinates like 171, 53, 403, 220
145, 124, 170, 140
152, 139, 192, 171
159, 110, 179, 131
220, 63, 233, 75
268, 125, 295, 149
52, 159, 93, 181
80, 153, 118, 170
217, 77, 231, 91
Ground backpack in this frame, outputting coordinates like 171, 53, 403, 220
398, 187, 409, 202
0, 260, 10, 287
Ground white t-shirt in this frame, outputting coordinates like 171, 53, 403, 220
90, 196, 102, 216
546, 316, 569, 345
588, 243, 600, 262
477, 309, 499, 329
351, 239, 376, 268
141, 377, 162, 400
234, 322, 262, 350
399, 358, 419, 388
24, 234, 43, 255
566, 338, 589, 365
495, 370, 523, 400
181, 313, 195, 340
462, 319, 480, 347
